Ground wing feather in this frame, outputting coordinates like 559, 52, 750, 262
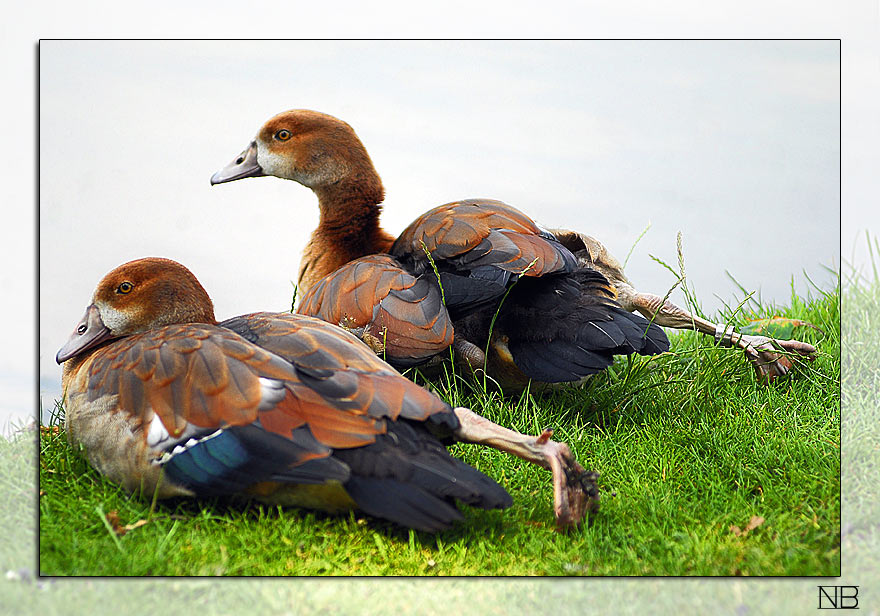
68, 310, 504, 528
81, 314, 457, 474
221, 313, 453, 426
297, 255, 454, 367
392, 199, 576, 277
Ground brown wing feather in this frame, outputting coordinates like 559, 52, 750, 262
220, 312, 453, 424
391, 199, 574, 277
80, 321, 406, 455
297, 255, 454, 365
80, 313, 455, 453
452, 229, 573, 277
283, 396, 385, 449
85, 325, 292, 435
225, 313, 385, 373
394, 199, 544, 259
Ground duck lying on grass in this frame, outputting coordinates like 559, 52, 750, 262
212, 109, 671, 391
56, 257, 598, 532
212, 109, 817, 389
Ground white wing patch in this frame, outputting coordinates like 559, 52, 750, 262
258, 377, 287, 410
144, 413, 213, 450
152, 429, 224, 466
145, 413, 171, 447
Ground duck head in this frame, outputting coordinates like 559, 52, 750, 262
56, 258, 216, 363
210, 109, 381, 193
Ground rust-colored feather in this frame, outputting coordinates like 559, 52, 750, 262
288, 395, 385, 449
76, 315, 449, 453
393, 199, 545, 259
298, 257, 454, 366
494, 230, 573, 276
391, 199, 575, 280
256, 390, 309, 438
221, 313, 451, 424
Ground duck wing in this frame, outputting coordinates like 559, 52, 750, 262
77, 316, 509, 530
296, 255, 454, 368
390, 199, 578, 313
220, 312, 511, 530
390, 199, 668, 383
498, 269, 670, 382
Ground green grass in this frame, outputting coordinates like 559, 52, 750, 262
37, 277, 840, 577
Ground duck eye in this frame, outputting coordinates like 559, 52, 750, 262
116, 281, 134, 294
274, 129, 292, 141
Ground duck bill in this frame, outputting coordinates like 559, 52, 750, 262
56, 304, 113, 363
210, 141, 264, 184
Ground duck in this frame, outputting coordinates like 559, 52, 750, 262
211, 109, 670, 390
211, 109, 817, 385
56, 257, 599, 532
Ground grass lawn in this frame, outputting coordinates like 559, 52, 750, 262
38, 280, 839, 577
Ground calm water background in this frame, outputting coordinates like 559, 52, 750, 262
32, 40, 842, 429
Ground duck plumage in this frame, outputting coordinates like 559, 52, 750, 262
298, 253, 454, 366
58, 258, 513, 531
59, 257, 599, 531
212, 110, 669, 388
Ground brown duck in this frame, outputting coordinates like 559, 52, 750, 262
211, 109, 814, 387
57, 257, 599, 530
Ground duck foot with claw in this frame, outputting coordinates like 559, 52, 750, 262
452, 407, 600, 529
625, 289, 817, 382
550, 229, 819, 383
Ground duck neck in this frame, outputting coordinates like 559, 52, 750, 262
299, 177, 396, 291
315, 174, 394, 253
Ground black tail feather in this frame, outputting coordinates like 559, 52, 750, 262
501, 269, 670, 383
333, 420, 512, 532
343, 477, 465, 533
510, 339, 614, 383
438, 269, 510, 314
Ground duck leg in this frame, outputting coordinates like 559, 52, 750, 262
549, 228, 819, 383
452, 407, 600, 529
452, 337, 487, 371
617, 282, 817, 382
